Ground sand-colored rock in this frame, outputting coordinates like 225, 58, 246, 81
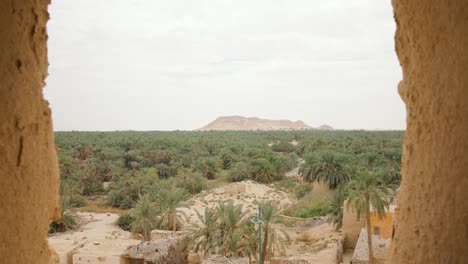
0, 0, 60, 263
281, 223, 339, 264
318, 125, 333, 131
123, 239, 187, 264
388, 1, 468, 263
197, 116, 324, 131
151, 230, 187, 241
203, 255, 249, 264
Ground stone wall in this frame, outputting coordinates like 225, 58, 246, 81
342, 200, 365, 249
388, 0, 468, 263
351, 229, 390, 264
0, 0, 60, 263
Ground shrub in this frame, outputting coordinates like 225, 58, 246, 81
176, 172, 207, 194
287, 206, 329, 218
107, 190, 134, 209
194, 157, 218, 180
49, 196, 77, 233
293, 183, 313, 199
272, 178, 299, 192
271, 141, 296, 153
117, 213, 135, 231
78, 170, 104, 196
69, 195, 87, 207
226, 162, 249, 182
248, 158, 282, 183
285, 189, 333, 218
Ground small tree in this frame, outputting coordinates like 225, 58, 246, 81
187, 201, 255, 259
188, 207, 220, 256
151, 187, 188, 231
226, 162, 249, 182
249, 158, 279, 183
131, 195, 159, 241
258, 201, 290, 261
328, 184, 347, 230
215, 201, 250, 257
346, 168, 391, 264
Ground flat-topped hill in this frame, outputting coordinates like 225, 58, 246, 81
196, 116, 333, 131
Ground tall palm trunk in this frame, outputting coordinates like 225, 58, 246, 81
365, 194, 374, 264
261, 226, 269, 262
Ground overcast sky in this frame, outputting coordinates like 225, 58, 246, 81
45, 0, 405, 131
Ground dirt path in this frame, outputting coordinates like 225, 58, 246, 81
285, 159, 305, 178
48, 212, 140, 263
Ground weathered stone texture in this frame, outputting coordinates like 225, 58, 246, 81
388, 0, 468, 263
0, 0, 60, 263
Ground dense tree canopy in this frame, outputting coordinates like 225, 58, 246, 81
53, 130, 403, 234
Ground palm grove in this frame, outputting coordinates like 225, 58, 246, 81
52, 130, 402, 262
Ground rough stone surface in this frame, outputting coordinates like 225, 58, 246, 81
202, 255, 249, 264
0, 0, 60, 263
151, 230, 187, 241
124, 239, 188, 264
388, 0, 468, 263
351, 229, 390, 264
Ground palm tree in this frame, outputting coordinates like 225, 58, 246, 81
216, 201, 249, 256
381, 163, 401, 189
152, 188, 188, 231
227, 162, 249, 182
188, 207, 220, 256
196, 157, 218, 180
362, 151, 380, 169
131, 195, 160, 241
187, 201, 256, 260
249, 158, 277, 183
300, 151, 349, 189
346, 168, 392, 264
258, 201, 290, 261
328, 184, 347, 230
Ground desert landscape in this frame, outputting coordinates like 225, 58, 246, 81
49, 175, 342, 264
3, 1, 467, 264
48, 127, 402, 263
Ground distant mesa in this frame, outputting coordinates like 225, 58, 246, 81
195, 116, 333, 131
318, 124, 334, 131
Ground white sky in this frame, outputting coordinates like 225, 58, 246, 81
45, 0, 405, 131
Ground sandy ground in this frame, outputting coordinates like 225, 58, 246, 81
178, 179, 339, 264
49, 165, 339, 264
179, 180, 295, 226
279, 222, 340, 264
48, 212, 140, 263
